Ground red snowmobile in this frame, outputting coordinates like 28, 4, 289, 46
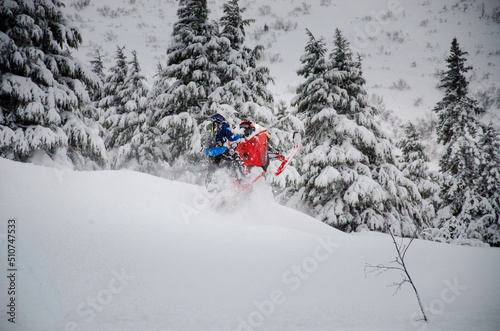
214, 121, 300, 201
236, 121, 300, 174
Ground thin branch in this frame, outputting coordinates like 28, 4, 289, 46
388, 277, 410, 295
365, 263, 404, 277
402, 237, 415, 260
388, 227, 428, 322
365, 225, 428, 323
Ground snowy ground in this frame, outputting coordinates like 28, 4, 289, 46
1, 157, 499, 330
66, 0, 500, 124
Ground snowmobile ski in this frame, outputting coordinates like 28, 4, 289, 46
274, 132, 301, 176
209, 168, 265, 209
231, 168, 266, 198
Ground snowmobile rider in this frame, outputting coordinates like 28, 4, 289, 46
204, 106, 247, 187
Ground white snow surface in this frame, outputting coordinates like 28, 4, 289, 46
0, 158, 499, 330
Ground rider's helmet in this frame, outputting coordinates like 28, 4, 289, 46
215, 104, 238, 126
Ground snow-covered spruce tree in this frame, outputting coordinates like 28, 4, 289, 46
435, 38, 483, 116
296, 29, 421, 236
207, 0, 252, 112
80, 50, 105, 133
397, 122, 440, 228
209, 0, 274, 117
89, 50, 105, 103
100, 46, 127, 119
292, 29, 329, 118
104, 50, 151, 170
100, 46, 130, 160
222, 0, 274, 111
0, 0, 107, 168
149, 63, 168, 100
79, 50, 106, 149
219, 0, 250, 52
137, 63, 170, 176
477, 123, 500, 246
431, 38, 493, 245
288, 28, 329, 206
150, 0, 216, 177
242, 45, 274, 111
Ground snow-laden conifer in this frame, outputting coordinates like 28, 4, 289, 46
209, 0, 274, 114
149, 0, 214, 172
100, 46, 127, 114
80, 50, 106, 150
397, 122, 440, 228
89, 50, 105, 103
477, 124, 500, 246
138, 63, 170, 176
292, 29, 329, 118
296, 29, 421, 236
430, 38, 494, 246
105, 50, 151, 170
0, 0, 107, 168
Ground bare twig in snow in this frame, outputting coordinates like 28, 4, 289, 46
365, 227, 428, 323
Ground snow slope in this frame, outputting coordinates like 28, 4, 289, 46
0, 158, 499, 330
66, 0, 500, 123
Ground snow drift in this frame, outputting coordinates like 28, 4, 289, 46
0, 158, 499, 330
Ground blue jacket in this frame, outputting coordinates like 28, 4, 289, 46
206, 122, 241, 156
